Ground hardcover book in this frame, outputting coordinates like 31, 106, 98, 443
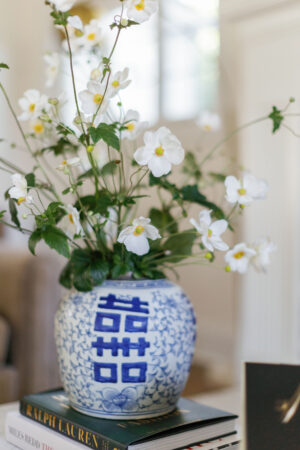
5, 412, 241, 450
19, 389, 238, 450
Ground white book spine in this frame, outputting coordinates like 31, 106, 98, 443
5, 411, 85, 450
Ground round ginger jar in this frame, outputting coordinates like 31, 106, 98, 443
54, 279, 196, 419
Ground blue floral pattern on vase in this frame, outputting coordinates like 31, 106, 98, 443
54, 279, 196, 419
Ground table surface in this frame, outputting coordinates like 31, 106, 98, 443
0, 388, 241, 449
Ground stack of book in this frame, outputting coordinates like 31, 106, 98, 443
5, 389, 240, 450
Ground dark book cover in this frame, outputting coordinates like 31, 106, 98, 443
20, 388, 237, 450
246, 363, 300, 450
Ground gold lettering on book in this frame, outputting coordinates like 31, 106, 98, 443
92, 434, 99, 448
66, 422, 77, 438
58, 419, 63, 432
44, 412, 49, 425
26, 404, 32, 417
78, 428, 85, 443
33, 407, 43, 422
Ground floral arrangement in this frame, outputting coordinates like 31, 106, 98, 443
0, 0, 294, 292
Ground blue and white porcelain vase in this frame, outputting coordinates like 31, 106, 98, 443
54, 279, 196, 419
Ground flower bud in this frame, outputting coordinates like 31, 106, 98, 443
22, 213, 28, 219
74, 116, 82, 125
90, 68, 101, 80
225, 265, 231, 273
39, 114, 52, 123
205, 252, 213, 260
87, 145, 94, 153
121, 18, 129, 27
48, 97, 59, 106
290, 97, 296, 103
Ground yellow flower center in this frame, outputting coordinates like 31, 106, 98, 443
112, 80, 120, 88
203, 124, 212, 131
68, 213, 74, 225
93, 93, 103, 104
134, 225, 145, 236
33, 123, 44, 134
87, 32, 96, 41
155, 146, 165, 157
234, 251, 245, 260
135, 0, 145, 10
75, 29, 84, 37
62, 160, 67, 166
18, 197, 26, 205
126, 123, 135, 131
238, 188, 246, 195
29, 103, 35, 112
208, 229, 213, 238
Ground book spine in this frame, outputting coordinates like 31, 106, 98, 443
20, 399, 126, 450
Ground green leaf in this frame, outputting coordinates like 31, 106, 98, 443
42, 225, 70, 258
150, 208, 178, 234
28, 229, 42, 255
100, 161, 118, 177
59, 261, 73, 289
25, 173, 36, 188
0, 210, 6, 218
8, 199, 20, 228
71, 249, 91, 272
268, 106, 284, 133
89, 123, 120, 151
0, 63, 9, 70
89, 259, 109, 286
181, 185, 226, 220
163, 231, 196, 262
73, 271, 93, 292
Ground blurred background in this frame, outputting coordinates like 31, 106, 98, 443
0, 0, 300, 403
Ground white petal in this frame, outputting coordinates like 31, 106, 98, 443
145, 224, 161, 240
202, 236, 214, 252
117, 226, 135, 243
190, 218, 202, 233
164, 144, 185, 165
199, 210, 212, 228
211, 237, 229, 252
210, 219, 228, 236
134, 146, 153, 166
124, 234, 150, 255
148, 156, 171, 177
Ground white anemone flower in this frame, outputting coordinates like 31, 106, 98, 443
9, 174, 33, 205
122, 110, 149, 141
126, 0, 158, 24
60, 205, 84, 238
67, 15, 83, 31
44, 52, 60, 88
79, 20, 103, 49
51, 0, 75, 12
225, 173, 269, 206
190, 210, 229, 252
197, 112, 221, 132
29, 119, 47, 137
250, 238, 276, 273
108, 68, 131, 98
134, 127, 185, 177
225, 243, 256, 274
118, 217, 161, 256
79, 81, 109, 115
57, 157, 81, 172
18, 89, 48, 121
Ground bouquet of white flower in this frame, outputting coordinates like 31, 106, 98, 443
0, 0, 293, 292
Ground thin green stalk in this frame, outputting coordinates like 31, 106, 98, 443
199, 115, 270, 167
